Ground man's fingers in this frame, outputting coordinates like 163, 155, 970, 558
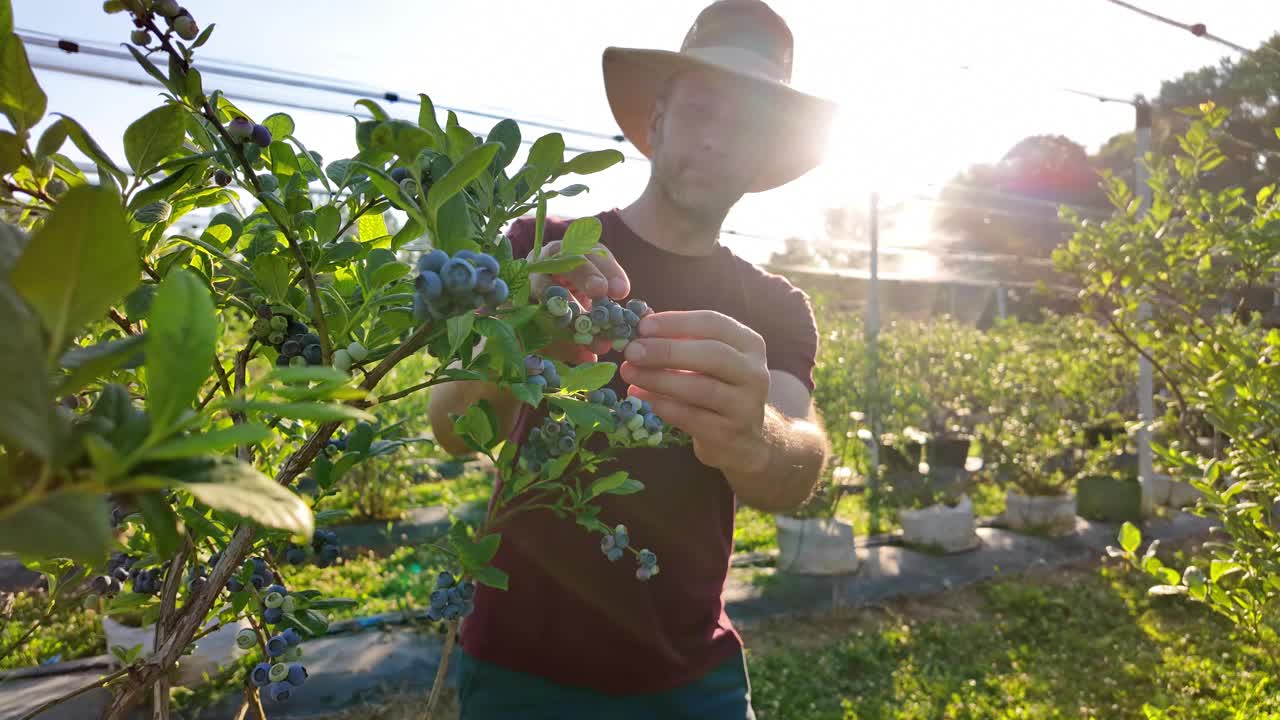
619, 363, 745, 416
637, 310, 765, 355
530, 241, 629, 302
622, 338, 762, 387
626, 386, 733, 438
584, 245, 630, 300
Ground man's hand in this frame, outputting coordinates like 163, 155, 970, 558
530, 239, 630, 363
619, 310, 773, 475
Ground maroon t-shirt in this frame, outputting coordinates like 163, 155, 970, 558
458, 208, 819, 695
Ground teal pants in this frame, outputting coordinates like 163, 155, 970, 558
457, 648, 757, 720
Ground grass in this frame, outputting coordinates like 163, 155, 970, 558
0, 592, 104, 670
743, 562, 1280, 720
286, 545, 453, 622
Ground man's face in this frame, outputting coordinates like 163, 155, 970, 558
647, 69, 776, 222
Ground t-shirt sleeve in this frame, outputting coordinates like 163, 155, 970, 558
505, 216, 537, 260
756, 274, 819, 394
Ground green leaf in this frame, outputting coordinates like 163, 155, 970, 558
129, 163, 201, 212
1118, 521, 1141, 554
371, 261, 409, 289
0, 36, 46, 132
455, 532, 502, 569
527, 133, 565, 177
391, 216, 424, 251
509, 381, 543, 408
145, 269, 216, 432
10, 185, 138, 358
123, 104, 186, 175
559, 361, 616, 393
0, 492, 110, 565
0, 129, 18, 175
352, 161, 426, 228
475, 316, 521, 379
58, 333, 146, 395
0, 0, 11, 35
455, 403, 495, 450
261, 112, 295, 140
146, 424, 272, 461
588, 471, 630, 499
427, 142, 501, 213
548, 396, 614, 432
561, 149, 624, 176
369, 119, 434, 159
525, 254, 587, 276
35, 119, 68, 160
267, 366, 353, 385
417, 94, 444, 139
315, 205, 341, 241
447, 312, 474, 357
307, 598, 358, 610
560, 217, 602, 257
252, 254, 291, 301
223, 400, 375, 424
470, 564, 508, 591
358, 212, 388, 244
0, 280, 54, 458
136, 492, 182, 557
1209, 559, 1242, 583
606, 477, 644, 496
354, 98, 390, 122
486, 119, 521, 172
55, 114, 128, 191
435, 192, 473, 255
179, 460, 313, 538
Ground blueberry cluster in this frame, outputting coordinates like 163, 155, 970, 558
225, 556, 273, 594
129, 565, 165, 596
541, 285, 652, 351
89, 552, 135, 596
130, 1, 199, 43
413, 248, 510, 322
598, 526, 661, 581
281, 529, 340, 568
587, 391, 668, 447
523, 354, 561, 391
248, 300, 324, 368
427, 572, 475, 621
242, 623, 306, 704
227, 115, 273, 150
518, 415, 579, 474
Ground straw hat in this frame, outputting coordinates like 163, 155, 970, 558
602, 0, 838, 193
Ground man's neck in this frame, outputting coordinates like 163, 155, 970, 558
617, 185, 726, 257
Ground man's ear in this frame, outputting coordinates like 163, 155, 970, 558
646, 101, 663, 153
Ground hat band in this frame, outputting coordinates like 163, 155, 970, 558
681, 45, 788, 85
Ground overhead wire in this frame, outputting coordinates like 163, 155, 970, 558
15, 28, 630, 144
1099, 0, 1280, 59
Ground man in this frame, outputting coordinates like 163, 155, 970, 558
427, 1, 837, 717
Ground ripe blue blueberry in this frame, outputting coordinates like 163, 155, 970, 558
418, 249, 449, 273
601, 388, 619, 407
623, 397, 643, 413
458, 581, 476, 601
430, 589, 448, 610
267, 681, 292, 703
454, 249, 479, 263
263, 607, 284, 625
626, 299, 650, 317
606, 547, 624, 562
544, 285, 570, 300
282, 628, 302, 647
447, 587, 462, 605
286, 663, 308, 688
638, 549, 657, 567
251, 662, 272, 687
436, 571, 455, 590
557, 435, 575, 454
612, 324, 632, 340
226, 577, 244, 593
280, 339, 301, 358
475, 253, 499, 274
586, 390, 605, 404
590, 305, 611, 326
250, 123, 273, 148
441, 258, 478, 293
285, 547, 306, 565
390, 167, 410, 184
608, 304, 625, 326
600, 534, 616, 553
622, 308, 640, 326
302, 344, 322, 365
485, 279, 509, 306
265, 584, 286, 596
415, 270, 443, 300
442, 604, 462, 620
615, 403, 636, 422
543, 421, 562, 437
266, 634, 288, 657
644, 414, 663, 432
474, 268, 496, 294
318, 545, 339, 565
524, 355, 544, 376
528, 375, 548, 388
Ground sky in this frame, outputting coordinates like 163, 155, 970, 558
11, 1, 1280, 264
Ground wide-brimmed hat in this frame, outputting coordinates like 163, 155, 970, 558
602, 0, 838, 193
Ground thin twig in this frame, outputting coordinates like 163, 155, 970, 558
423, 621, 458, 720
2, 180, 55, 205
109, 309, 136, 336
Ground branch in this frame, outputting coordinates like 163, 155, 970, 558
1096, 309, 1196, 445
375, 376, 446, 405
423, 621, 458, 720
2, 180, 55, 206
108, 309, 136, 336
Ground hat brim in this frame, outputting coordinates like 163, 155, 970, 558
602, 46, 838, 193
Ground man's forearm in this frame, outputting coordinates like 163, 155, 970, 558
724, 406, 828, 513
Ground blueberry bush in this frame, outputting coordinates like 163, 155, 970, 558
1056, 103, 1280, 648
0, 1, 684, 716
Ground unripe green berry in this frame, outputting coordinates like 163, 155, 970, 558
263, 591, 284, 609
332, 348, 352, 372
346, 342, 368, 362
173, 15, 198, 41
46, 177, 69, 198
268, 662, 289, 683
131, 29, 150, 46
235, 628, 257, 650
281, 595, 297, 614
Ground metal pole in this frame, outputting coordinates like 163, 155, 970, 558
996, 285, 1008, 320
866, 191, 882, 536
1135, 101, 1157, 515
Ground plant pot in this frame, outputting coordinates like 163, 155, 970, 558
926, 436, 972, 469
899, 494, 980, 553
1076, 475, 1142, 523
774, 515, 861, 575
1147, 473, 1203, 509
1003, 489, 1077, 535
102, 615, 253, 687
